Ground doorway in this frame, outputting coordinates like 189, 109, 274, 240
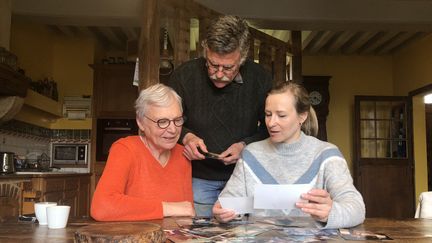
426, 104, 432, 190
409, 84, 432, 200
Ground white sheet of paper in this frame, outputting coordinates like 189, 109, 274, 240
219, 197, 254, 214
254, 184, 313, 210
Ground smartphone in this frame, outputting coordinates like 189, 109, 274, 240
18, 215, 37, 223
197, 147, 220, 159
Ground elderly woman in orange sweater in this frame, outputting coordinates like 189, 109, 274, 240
91, 84, 194, 221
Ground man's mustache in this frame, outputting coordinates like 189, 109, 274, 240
209, 74, 230, 81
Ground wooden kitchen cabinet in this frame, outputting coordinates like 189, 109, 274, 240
90, 64, 138, 118
0, 63, 30, 97
30, 174, 91, 217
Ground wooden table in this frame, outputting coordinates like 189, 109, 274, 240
0, 217, 431, 242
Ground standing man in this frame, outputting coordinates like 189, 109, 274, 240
167, 15, 272, 217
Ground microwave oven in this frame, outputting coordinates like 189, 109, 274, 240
51, 143, 89, 167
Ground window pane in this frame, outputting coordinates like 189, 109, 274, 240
361, 139, 376, 158
361, 120, 375, 138
360, 101, 375, 119
391, 102, 406, 120
392, 140, 407, 158
376, 102, 392, 119
391, 120, 406, 139
377, 140, 391, 158
376, 121, 391, 139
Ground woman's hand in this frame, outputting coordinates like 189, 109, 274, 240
295, 188, 333, 222
162, 201, 195, 217
213, 201, 237, 223
182, 133, 207, 160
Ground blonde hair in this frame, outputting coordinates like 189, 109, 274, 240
269, 82, 319, 137
135, 84, 182, 119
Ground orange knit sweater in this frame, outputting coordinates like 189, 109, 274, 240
91, 136, 193, 221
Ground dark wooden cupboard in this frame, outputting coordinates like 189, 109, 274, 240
90, 64, 138, 118
303, 76, 331, 141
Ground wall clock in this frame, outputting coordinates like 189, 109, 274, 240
309, 91, 322, 105
302, 76, 331, 141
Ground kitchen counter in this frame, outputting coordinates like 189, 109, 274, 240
0, 172, 91, 179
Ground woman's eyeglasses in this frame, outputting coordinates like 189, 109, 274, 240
144, 115, 185, 129
206, 59, 237, 74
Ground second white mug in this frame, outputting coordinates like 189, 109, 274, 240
47, 205, 71, 229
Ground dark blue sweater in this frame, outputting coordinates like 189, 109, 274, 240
167, 57, 272, 180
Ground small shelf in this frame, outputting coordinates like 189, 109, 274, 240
0, 64, 31, 97
24, 90, 62, 117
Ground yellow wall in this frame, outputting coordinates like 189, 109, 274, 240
52, 35, 94, 99
393, 35, 432, 95
9, 19, 95, 129
412, 96, 428, 199
303, 55, 394, 171
10, 19, 54, 82
393, 35, 432, 201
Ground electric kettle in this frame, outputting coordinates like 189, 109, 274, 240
1, 152, 15, 173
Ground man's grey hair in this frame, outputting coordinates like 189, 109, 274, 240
135, 83, 182, 119
202, 15, 250, 64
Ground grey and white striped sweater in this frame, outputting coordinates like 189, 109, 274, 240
219, 132, 365, 229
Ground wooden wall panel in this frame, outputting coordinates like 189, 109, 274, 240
139, 0, 160, 89
173, 9, 190, 67
273, 46, 287, 83
258, 42, 272, 74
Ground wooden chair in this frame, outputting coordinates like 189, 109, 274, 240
0, 181, 22, 220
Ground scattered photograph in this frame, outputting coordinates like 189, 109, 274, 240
339, 228, 393, 240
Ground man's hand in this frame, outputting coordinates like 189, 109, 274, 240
162, 201, 195, 217
219, 142, 246, 165
182, 133, 207, 160
295, 188, 333, 222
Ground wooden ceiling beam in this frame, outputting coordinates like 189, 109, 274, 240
88, 26, 111, 48
122, 27, 139, 40
99, 27, 124, 48
342, 31, 378, 54
376, 32, 415, 55
56, 25, 77, 37
249, 27, 288, 48
307, 31, 335, 54
390, 32, 429, 54
360, 31, 399, 54
301, 31, 319, 51
326, 31, 355, 53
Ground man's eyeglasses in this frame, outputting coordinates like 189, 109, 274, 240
144, 115, 185, 129
206, 59, 237, 74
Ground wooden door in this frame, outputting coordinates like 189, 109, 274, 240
354, 96, 415, 218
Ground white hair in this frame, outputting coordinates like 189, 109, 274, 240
135, 84, 182, 119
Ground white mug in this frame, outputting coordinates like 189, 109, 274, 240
47, 205, 71, 229
34, 202, 57, 225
